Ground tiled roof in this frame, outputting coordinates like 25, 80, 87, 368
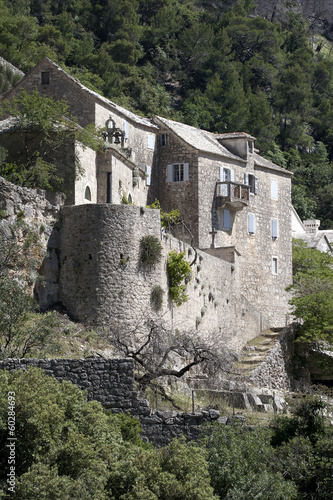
253, 153, 293, 176
215, 132, 256, 140
154, 116, 244, 161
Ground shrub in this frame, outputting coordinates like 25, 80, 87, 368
150, 285, 164, 311
140, 235, 162, 266
167, 250, 192, 306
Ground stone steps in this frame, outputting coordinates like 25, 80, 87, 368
236, 328, 284, 375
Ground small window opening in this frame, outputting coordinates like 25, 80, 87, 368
41, 72, 50, 85
84, 186, 91, 201
272, 257, 278, 275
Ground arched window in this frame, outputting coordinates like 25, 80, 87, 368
128, 193, 132, 204
84, 186, 91, 201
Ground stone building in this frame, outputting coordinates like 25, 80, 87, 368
0, 57, 293, 348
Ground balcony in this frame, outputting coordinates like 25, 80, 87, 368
216, 181, 249, 211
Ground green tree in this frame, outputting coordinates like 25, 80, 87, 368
0, 89, 104, 191
0, 368, 218, 499
288, 239, 333, 343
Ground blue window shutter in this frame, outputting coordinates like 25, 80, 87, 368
146, 166, 151, 185
167, 164, 173, 182
224, 209, 231, 229
183, 163, 189, 181
248, 214, 255, 234
272, 219, 278, 238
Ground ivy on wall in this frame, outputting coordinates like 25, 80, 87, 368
167, 250, 192, 306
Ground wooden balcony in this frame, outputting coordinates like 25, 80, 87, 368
216, 181, 249, 210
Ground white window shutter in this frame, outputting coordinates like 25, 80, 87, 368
123, 120, 129, 139
167, 164, 173, 182
146, 165, 151, 186
248, 214, 255, 234
230, 169, 235, 182
183, 163, 189, 181
272, 219, 278, 238
244, 173, 249, 185
219, 166, 224, 182
254, 176, 259, 194
147, 134, 154, 149
271, 179, 278, 199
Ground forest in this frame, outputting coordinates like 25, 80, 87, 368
1, 0, 333, 227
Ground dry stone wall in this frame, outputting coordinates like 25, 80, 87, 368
0, 358, 221, 447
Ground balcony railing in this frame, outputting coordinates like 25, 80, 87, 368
216, 181, 249, 210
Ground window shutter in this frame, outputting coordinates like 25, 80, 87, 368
147, 134, 154, 149
123, 120, 129, 139
271, 179, 278, 199
183, 163, 189, 181
254, 176, 259, 194
272, 219, 278, 239
219, 166, 224, 182
248, 214, 255, 234
223, 209, 231, 229
230, 169, 235, 182
167, 164, 173, 182
146, 166, 151, 186
244, 173, 249, 185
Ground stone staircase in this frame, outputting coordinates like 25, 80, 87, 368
236, 328, 284, 376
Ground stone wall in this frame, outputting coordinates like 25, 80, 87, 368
0, 358, 221, 447
59, 203, 267, 350
248, 327, 296, 391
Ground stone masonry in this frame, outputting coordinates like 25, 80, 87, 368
0, 358, 222, 447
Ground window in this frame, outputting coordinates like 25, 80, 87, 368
147, 134, 154, 149
271, 179, 278, 200
271, 219, 278, 239
248, 213, 255, 234
248, 140, 254, 154
223, 209, 231, 230
167, 163, 189, 182
160, 134, 168, 146
41, 72, 50, 85
272, 257, 278, 275
84, 186, 91, 201
220, 166, 234, 182
244, 173, 258, 194
146, 165, 151, 186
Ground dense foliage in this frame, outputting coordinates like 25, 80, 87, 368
0, 368, 218, 499
0, 369, 332, 499
1, 0, 333, 224
288, 239, 333, 343
0, 89, 104, 191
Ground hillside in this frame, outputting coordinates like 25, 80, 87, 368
0, 0, 333, 227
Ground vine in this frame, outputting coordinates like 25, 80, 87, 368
167, 250, 192, 306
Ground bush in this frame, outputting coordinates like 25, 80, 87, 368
167, 250, 192, 306
150, 285, 164, 311
139, 235, 162, 266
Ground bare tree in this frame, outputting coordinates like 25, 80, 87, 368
104, 318, 238, 405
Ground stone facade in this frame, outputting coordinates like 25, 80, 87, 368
0, 57, 294, 347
